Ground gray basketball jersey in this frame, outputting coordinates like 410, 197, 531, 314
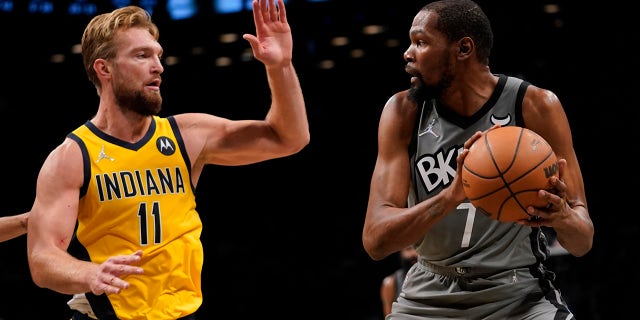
409, 74, 550, 269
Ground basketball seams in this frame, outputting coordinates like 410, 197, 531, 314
501, 129, 554, 216
461, 126, 558, 222
505, 150, 555, 189
493, 127, 523, 210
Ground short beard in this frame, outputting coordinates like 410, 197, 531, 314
408, 66, 454, 105
408, 80, 439, 104
115, 89, 162, 116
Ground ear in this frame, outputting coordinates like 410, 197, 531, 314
458, 37, 474, 57
94, 59, 111, 78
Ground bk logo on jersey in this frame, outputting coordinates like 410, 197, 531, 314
415, 145, 464, 193
156, 136, 176, 156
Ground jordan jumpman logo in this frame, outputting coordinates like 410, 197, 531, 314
95, 145, 115, 163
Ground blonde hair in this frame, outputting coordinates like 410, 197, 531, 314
81, 6, 159, 90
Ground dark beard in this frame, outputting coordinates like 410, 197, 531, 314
408, 80, 440, 104
115, 88, 162, 116
408, 66, 454, 105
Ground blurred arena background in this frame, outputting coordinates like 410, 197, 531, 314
0, 0, 635, 319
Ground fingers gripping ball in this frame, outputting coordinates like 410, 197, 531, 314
461, 126, 559, 222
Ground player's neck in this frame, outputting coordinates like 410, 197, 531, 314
91, 108, 152, 143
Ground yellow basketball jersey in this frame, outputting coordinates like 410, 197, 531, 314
67, 116, 203, 319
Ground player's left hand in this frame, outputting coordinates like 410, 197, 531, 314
521, 159, 572, 227
242, 0, 292, 67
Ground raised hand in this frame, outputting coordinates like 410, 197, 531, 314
242, 0, 292, 67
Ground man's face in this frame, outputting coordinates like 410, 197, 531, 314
405, 10, 455, 102
110, 27, 164, 116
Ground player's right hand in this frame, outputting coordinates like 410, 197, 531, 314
89, 250, 144, 295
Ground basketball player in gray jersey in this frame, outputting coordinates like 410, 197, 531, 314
362, 0, 594, 319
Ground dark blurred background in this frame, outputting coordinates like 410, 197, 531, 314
0, 0, 635, 319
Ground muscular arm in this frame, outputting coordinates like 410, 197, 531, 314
521, 86, 594, 257
254, 0, 310, 160
176, 0, 309, 182
0, 212, 29, 242
362, 91, 476, 260
27, 139, 97, 293
27, 139, 143, 295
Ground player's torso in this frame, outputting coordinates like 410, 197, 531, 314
410, 74, 542, 269
68, 116, 203, 319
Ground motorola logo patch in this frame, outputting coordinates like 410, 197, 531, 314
156, 136, 176, 156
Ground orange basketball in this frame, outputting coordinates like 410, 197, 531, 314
461, 126, 559, 222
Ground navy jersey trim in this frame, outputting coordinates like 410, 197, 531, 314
66, 132, 118, 319
167, 116, 194, 191
67, 239, 118, 318
67, 133, 91, 198
85, 293, 118, 320
84, 119, 157, 151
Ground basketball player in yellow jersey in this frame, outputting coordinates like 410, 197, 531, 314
26, 0, 309, 319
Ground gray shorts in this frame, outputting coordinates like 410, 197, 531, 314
387, 259, 575, 320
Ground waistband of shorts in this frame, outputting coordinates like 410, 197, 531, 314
417, 258, 501, 277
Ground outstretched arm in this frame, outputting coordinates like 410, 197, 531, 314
0, 212, 29, 242
243, 0, 293, 68
178, 0, 309, 176
243, 0, 309, 156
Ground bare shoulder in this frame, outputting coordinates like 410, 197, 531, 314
522, 84, 563, 118
170, 113, 228, 150
384, 90, 416, 113
172, 113, 228, 133
521, 83, 574, 156
380, 90, 419, 126
377, 90, 420, 154
48, 138, 83, 164
39, 138, 84, 185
